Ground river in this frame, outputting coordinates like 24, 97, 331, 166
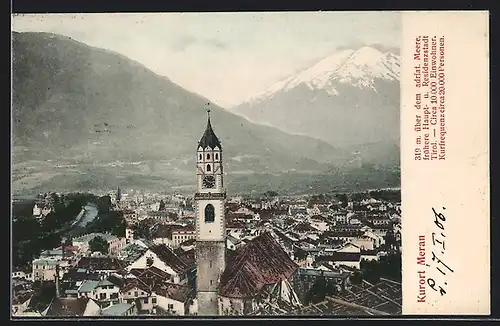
71, 203, 99, 228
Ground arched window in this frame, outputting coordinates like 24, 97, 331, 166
207, 153, 211, 160
215, 153, 219, 160
204, 204, 215, 223
206, 164, 211, 172
199, 154, 202, 160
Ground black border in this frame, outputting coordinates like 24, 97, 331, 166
9, 1, 494, 13
9, 0, 498, 323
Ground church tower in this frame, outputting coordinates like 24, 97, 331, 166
195, 110, 226, 315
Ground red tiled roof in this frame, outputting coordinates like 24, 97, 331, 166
293, 222, 316, 233
120, 278, 151, 294
219, 232, 298, 299
130, 266, 172, 280
130, 266, 171, 292
45, 298, 93, 316
153, 282, 194, 303
151, 224, 184, 239
226, 221, 245, 229
150, 244, 192, 274
179, 238, 196, 247
12, 290, 33, 305
76, 257, 127, 271
172, 226, 195, 233
178, 249, 195, 266
55, 245, 80, 252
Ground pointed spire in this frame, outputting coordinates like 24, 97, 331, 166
198, 107, 221, 149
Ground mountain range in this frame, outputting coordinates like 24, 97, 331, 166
232, 46, 401, 167
11, 32, 400, 195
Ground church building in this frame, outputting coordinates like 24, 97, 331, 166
194, 110, 300, 316
195, 110, 227, 315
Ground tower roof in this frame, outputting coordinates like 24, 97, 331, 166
198, 110, 221, 150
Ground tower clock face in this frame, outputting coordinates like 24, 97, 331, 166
202, 175, 216, 189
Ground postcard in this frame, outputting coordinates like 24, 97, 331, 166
10, 11, 489, 318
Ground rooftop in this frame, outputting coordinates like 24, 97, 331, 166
101, 303, 134, 316
149, 244, 193, 274
151, 224, 184, 239
32, 259, 59, 266
45, 298, 94, 317
219, 232, 298, 299
129, 266, 173, 287
316, 252, 361, 262
78, 280, 100, 293
198, 111, 221, 150
73, 233, 118, 243
76, 257, 128, 271
153, 282, 194, 303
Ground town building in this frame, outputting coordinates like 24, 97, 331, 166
194, 110, 227, 315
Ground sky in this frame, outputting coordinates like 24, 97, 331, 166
12, 12, 401, 108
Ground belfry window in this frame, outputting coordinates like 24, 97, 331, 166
215, 153, 219, 160
204, 204, 215, 223
206, 164, 211, 172
207, 153, 211, 160
199, 154, 202, 160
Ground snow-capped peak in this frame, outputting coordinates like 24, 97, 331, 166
245, 46, 400, 104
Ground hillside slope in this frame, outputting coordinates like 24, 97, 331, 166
11, 32, 399, 194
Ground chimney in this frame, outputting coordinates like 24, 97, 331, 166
55, 264, 60, 298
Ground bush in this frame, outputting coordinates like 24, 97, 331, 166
88, 235, 109, 253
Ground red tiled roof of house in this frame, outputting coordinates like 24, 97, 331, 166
219, 232, 298, 299
76, 257, 127, 271
130, 266, 172, 280
311, 215, 331, 222
150, 244, 192, 274
226, 221, 245, 229
234, 213, 254, 220
179, 238, 196, 247
54, 245, 80, 253
151, 224, 184, 239
120, 278, 151, 294
172, 226, 195, 233
293, 222, 316, 233
324, 230, 365, 238
178, 249, 195, 266
153, 282, 194, 303
45, 298, 94, 316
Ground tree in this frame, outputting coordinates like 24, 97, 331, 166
98, 195, 112, 213
337, 194, 349, 208
360, 254, 402, 284
384, 230, 397, 249
305, 275, 327, 305
379, 253, 402, 281
159, 200, 165, 211
132, 222, 151, 239
88, 236, 109, 253
263, 190, 278, 198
